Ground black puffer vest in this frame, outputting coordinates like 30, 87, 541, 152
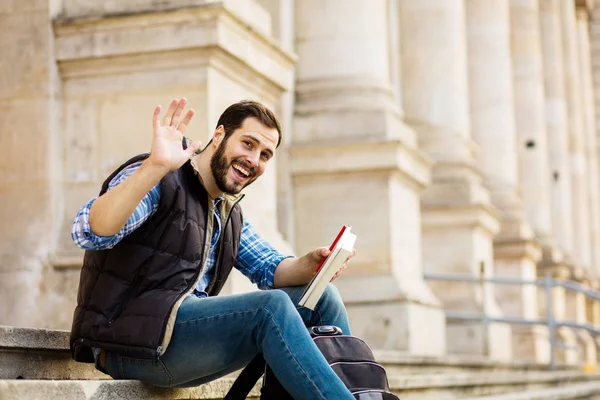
70, 154, 244, 362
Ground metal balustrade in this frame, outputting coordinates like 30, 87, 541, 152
423, 270, 600, 369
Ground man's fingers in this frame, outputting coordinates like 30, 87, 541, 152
152, 105, 161, 132
171, 98, 187, 127
162, 99, 179, 127
177, 109, 195, 134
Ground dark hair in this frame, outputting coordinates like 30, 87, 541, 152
216, 100, 282, 147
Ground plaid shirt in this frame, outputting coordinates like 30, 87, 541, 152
71, 162, 290, 295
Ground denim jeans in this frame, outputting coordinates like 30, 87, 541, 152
101, 284, 355, 400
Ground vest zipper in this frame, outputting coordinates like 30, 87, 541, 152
206, 194, 245, 295
155, 194, 245, 359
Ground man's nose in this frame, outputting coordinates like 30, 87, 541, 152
245, 151, 260, 167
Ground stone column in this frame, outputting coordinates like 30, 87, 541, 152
592, 10, 600, 276
292, 0, 446, 355
574, 1, 599, 367
0, 0, 62, 327
576, 2, 600, 278
464, 0, 539, 361
510, 0, 554, 245
560, 0, 593, 272
508, 0, 556, 362
397, 0, 511, 361
258, 0, 296, 245
539, 0, 575, 261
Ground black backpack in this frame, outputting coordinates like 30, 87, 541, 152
225, 326, 400, 400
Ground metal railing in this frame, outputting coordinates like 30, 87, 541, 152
423, 268, 600, 369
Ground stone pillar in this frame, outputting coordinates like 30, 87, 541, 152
539, 0, 575, 260
564, 281, 597, 366
510, 0, 554, 245
575, 4, 600, 366
0, 0, 63, 327
576, 3, 600, 278
593, 8, 600, 275
507, 0, 556, 362
53, 2, 295, 300
560, 0, 593, 272
293, 0, 446, 355
397, 0, 510, 360
465, 0, 540, 361
258, 0, 296, 246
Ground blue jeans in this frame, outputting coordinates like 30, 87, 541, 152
101, 284, 355, 400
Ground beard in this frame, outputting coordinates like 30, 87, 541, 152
210, 138, 257, 194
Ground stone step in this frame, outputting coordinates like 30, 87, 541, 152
4, 325, 599, 399
0, 378, 260, 400
2, 370, 599, 400
462, 380, 600, 400
393, 370, 600, 400
0, 325, 577, 380
373, 350, 576, 375
0, 326, 104, 380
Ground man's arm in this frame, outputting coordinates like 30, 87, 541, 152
71, 162, 161, 250
273, 248, 329, 288
89, 98, 200, 236
234, 221, 293, 289
235, 221, 355, 289
89, 160, 166, 236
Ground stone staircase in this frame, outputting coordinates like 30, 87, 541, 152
2, 325, 600, 399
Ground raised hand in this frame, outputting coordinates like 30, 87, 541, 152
148, 98, 203, 173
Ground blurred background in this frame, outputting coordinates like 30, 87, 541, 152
3, 0, 600, 371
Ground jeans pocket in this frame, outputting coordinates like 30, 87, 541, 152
118, 355, 173, 387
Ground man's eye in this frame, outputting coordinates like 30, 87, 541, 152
243, 141, 252, 147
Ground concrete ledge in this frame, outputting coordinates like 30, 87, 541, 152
0, 326, 103, 380
0, 326, 69, 350
390, 370, 600, 390
0, 378, 260, 400
2, 370, 599, 400
373, 350, 574, 373
463, 380, 600, 400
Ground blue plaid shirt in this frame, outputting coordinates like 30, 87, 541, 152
71, 162, 290, 296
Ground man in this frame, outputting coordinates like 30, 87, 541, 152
70, 98, 356, 400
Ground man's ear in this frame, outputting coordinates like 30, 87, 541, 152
213, 125, 225, 147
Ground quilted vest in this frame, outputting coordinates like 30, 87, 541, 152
70, 154, 243, 362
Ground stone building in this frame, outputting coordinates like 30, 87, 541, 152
3, 0, 600, 367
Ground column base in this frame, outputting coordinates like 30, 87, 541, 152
347, 300, 446, 356
555, 327, 580, 365
576, 330, 598, 367
512, 325, 551, 363
445, 320, 512, 362
493, 220, 544, 363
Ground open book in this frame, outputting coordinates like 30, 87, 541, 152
298, 225, 357, 310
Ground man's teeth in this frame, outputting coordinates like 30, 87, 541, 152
233, 164, 250, 177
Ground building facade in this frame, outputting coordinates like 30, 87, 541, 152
2, 0, 600, 365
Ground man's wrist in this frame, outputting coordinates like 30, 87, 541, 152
140, 158, 170, 182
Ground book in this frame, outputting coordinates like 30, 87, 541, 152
298, 225, 357, 310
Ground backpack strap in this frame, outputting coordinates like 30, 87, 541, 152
224, 354, 266, 400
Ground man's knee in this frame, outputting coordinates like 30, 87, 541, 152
318, 284, 346, 310
259, 289, 296, 314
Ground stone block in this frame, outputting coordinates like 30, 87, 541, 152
0, 11, 51, 100
59, 0, 272, 37
347, 301, 446, 356
446, 321, 513, 362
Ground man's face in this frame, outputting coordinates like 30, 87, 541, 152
210, 117, 278, 195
